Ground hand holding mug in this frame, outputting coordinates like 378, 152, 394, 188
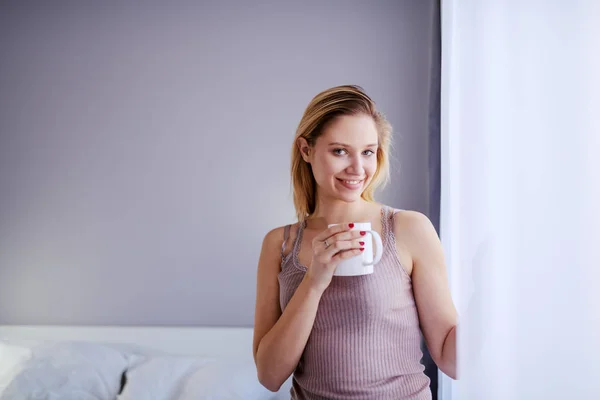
305, 223, 365, 292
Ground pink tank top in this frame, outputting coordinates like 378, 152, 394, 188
278, 206, 431, 399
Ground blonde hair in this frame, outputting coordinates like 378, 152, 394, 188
291, 85, 392, 222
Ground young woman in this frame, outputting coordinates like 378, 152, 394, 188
253, 85, 457, 399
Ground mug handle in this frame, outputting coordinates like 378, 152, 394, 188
362, 230, 383, 266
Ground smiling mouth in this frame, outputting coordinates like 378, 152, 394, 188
337, 178, 365, 186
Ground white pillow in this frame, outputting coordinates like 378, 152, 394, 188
0, 341, 32, 396
177, 357, 274, 400
117, 355, 211, 400
0, 341, 130, 400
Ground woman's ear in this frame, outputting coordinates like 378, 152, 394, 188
297, 137, 312, 163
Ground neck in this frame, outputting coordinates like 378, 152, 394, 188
310, 195, 372, 226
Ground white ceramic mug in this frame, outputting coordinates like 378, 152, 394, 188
328, 222, 383, 276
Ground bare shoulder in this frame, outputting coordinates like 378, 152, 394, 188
260, 223, 298, 259
263, 225, 286, 248
390, 209, 443, 269
391, 209, 437, 237
389, 209, 440, 257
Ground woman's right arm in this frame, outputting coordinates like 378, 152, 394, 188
252, 227, 323, 392
252, 224, 364, 392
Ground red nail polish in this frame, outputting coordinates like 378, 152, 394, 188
349, 223, 354, 228
359, 241, 365, 246
360, 248, 364, 251
360, 231, 366, 236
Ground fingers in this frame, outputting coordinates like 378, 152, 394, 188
313, 228, 363, 249
312, 224, 366, 266
314, 232, 364, 256
331, 248, 364, 264
323, 238, 365, 256
314, 223, 354, 242
330, 230, 365, 242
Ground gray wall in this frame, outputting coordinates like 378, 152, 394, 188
0, 0, 435, 327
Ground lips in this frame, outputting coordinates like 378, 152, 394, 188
337, 178, 365, 190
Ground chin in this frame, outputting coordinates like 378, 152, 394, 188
334, 187, 366, 203
339, 195, 362, 203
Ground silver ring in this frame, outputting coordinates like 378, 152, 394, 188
324, 239, 330, 248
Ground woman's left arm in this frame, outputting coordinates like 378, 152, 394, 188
395, 210, 458, 379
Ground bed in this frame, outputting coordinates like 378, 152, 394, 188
0, 325, 293, 400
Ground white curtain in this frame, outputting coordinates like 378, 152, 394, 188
439, 1, 599, 399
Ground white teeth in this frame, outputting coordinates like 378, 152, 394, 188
345, 180, 360, 185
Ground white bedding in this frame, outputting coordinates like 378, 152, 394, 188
0, 326, 293, 400
0, 342, 32, 396
118, 354, 287, 400
0, 340, 132, 400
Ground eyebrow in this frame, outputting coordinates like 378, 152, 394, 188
328, 142, 378, 147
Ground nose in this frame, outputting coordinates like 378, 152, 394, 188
346, 153, 363, 175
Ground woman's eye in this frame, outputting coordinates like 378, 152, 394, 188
333, 148, 347, 155
363, 150, 375, 156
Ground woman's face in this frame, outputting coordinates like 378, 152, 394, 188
300, 114, 379, 204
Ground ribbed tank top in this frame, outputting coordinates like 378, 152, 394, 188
277, 206, 431, 400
